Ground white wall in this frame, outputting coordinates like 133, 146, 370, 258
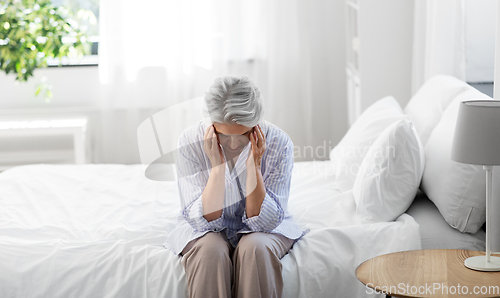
0, 66, 101, 109
358, 0, 414, 110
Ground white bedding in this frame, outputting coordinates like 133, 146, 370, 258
0, 162, 421, 298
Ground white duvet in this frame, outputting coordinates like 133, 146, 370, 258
0, 162, 420, 298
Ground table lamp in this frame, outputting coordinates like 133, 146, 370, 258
451, 100, 500, 271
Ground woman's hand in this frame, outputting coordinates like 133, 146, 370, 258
204, 125, 225, 167
246, 124, 266, 217
247, 124, 266, 169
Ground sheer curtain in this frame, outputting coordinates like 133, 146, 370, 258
412, 0, 467, 94
97, 0, 346, 164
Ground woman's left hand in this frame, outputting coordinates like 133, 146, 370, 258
247, 124, 266, 169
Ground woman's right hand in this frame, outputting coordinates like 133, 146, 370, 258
204, 125, 225, 167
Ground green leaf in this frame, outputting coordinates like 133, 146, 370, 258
1, 0, 91, 82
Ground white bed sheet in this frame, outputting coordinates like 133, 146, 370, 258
0, 162, 421, 298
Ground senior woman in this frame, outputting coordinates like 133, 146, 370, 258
164, 76, 305, 298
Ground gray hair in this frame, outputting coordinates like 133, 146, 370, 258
203, 76, 264, 127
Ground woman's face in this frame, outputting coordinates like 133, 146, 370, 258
213, 122, 253, 154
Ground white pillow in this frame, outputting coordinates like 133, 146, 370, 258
422, 89, 494, 233
353, 119, 425, 222
403, 75, 472, 146
330, 96, 407, 192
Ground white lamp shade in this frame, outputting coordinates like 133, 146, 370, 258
451, 100, 500, 165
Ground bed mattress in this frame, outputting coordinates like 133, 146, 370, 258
405, 191, 485, 251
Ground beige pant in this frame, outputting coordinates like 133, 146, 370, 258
181, 232, 294, 298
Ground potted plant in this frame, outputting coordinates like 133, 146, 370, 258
0, 0, 90, 99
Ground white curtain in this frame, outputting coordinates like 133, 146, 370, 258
412, 0, 467, 94
96, 0, 347, 164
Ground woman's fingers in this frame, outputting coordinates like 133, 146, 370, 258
203, 125, 224, 165
210, 132, 218, 154
212, 131, 218, 151
256, 125, 264, 147
206, 126, 214, 144
253, 129, 259, 147
249, 129, 256, 149
203, 126, 211, 152
204, 125, 211, 139
255, 126, 260, 145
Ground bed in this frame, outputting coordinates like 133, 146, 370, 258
0, 75, 492, 298
0, 162, 420, 298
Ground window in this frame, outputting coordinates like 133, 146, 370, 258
465, 0, 496, 97
48, 0, 99, 66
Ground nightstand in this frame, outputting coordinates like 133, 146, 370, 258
356, 249, 500, 298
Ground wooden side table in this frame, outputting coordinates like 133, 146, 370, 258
356, 249, 500, 298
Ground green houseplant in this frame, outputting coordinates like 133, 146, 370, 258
0, 0, 90, 98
